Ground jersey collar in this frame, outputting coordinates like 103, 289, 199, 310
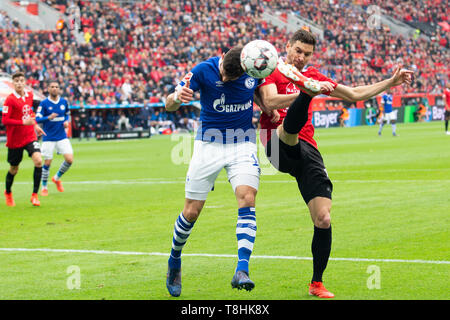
48, 96, 61, 105
13, 90, 29, 99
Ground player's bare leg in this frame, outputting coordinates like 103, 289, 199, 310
167, 198, 205, 297
307, 196, 334, 298
232, 185, 257, 291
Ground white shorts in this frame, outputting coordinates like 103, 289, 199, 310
185, 140, 261, 201
41, 139, 73, 160
383, 112, 397, 122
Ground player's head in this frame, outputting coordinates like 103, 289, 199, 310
220, 46, 244, 82
446, 82, 450, 89
12, 71, 26, 93
47, 80, 60, 98
286, 29, 316, 70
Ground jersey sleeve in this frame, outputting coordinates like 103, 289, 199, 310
2, 96, 23, 126
35, 102, 49, 123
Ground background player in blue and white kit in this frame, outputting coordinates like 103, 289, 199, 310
378, 88, 397, 136
164, 46, 269, 297
36, 81, 73, 196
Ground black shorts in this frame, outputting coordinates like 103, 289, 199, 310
265, 133, 333, 204
445, 110, 450, 119
7, 141, 41, 166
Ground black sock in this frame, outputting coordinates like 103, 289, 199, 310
445, 120, 448, 132
33, 167, 42, 194
6, 172, 15, 194
311, 225, 332, 283
283, 92, 313, 134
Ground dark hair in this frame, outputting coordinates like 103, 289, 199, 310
12, 71, 25, 80
222, 46, 244, 79
47, 79, 59, 86
289, 29, 316, 48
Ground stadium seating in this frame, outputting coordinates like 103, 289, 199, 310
0, 0, 449, 134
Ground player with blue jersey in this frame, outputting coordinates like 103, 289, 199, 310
36, 81, 73, 196
164, 46, 269, 297
378, 88, 397, 136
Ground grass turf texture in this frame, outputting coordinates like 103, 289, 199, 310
0, 121, 448, 300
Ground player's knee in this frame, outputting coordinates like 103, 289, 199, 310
34, 159, 43, 168
238, 192, 255, 207
9, 166, 19, 175
314, 208, 331, 228
183, 201, 204, 222
183, 207, 201, 222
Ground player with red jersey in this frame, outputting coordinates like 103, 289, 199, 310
2, 72, 45, 207
443, 82, 450, 135
257, 29, 413, 298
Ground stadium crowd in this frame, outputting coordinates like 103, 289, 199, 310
1, 0, 449, 135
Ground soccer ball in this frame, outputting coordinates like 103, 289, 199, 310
240, 40, 278, 79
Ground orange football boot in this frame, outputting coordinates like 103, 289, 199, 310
309, 281, 335, 298
41, 188, 49, 196
277, 58, 321, 93
30, 193, 41, 206
52, 177, 64, 192
4, 191, 15, 207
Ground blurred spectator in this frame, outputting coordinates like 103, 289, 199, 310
117, 111, 131, 131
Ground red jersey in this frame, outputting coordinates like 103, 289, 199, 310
259, 66, 338, 148
2, 91, 37, 148
444, 88, 450, 111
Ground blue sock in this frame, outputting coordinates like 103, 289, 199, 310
236, 207, 257, 274
55, 161, 71, 180
168, 212, 195, 270
42, 165, 50, 188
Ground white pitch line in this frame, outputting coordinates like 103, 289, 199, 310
11, 179, 450, 186
0, 248, 448, 265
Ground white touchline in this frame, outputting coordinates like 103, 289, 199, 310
12, 179, 450, 185
0, 248, 448, 265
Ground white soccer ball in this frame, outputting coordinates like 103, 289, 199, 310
240, 40, 278, 79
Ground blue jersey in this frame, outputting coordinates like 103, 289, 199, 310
184, 56, 259, 144
382, 93, 393, 113
36, 97, 70, 141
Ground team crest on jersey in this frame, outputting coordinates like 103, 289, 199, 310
60, 105, 65, 110
2, 105, 8, 113
22, 104, 31, 114
245, 78, 255, 89
286, 82, 300, 94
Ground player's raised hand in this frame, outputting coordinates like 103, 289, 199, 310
176, 80, 194, 104
390, 65, 414, 87
319, 81, 336, 95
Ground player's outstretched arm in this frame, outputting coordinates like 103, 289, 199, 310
258, 84, 299, 110
165, 80, 194, 112
330, 66, 413, 102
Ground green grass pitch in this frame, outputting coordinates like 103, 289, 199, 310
0, 121, 448, 300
